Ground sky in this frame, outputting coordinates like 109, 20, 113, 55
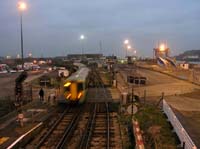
0, 0, 200, 57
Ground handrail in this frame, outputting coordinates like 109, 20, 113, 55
163, 100, 197, 149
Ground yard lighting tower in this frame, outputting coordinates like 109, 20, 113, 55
124, 39, 129, 57
18, 1, 27, 70
127, 45, 131, 50
80, 34, 85, 59
159, 44, 166, 52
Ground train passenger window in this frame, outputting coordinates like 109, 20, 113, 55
77, 83, 83, 91
65, 86, 70, 92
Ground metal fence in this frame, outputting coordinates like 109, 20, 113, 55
163, 100, 197, 149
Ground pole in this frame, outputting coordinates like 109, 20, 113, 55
81, 40, 84, 60
99, 40, 102, 54
144, 89, 146, 103
131, 58, 134, 117
126, 47, 127, 58
20, 12, 24, 70
132, 85, 133, 117
161, 92, 164, 100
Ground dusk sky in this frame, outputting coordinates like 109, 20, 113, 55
0, 0, 200, 57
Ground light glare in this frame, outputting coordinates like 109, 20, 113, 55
159, 44, 166, 52
18, 2, 27, 11
78, 92, 82, 99
127, 45, 131, 49
124, 39, 129, 45
80, 35, 85, 40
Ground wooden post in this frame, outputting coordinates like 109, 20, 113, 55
131, 85, 134, 117
162, 92, 164, 100
144, 90, 146, 104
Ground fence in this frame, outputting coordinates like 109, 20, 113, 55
163, 100, 197, 149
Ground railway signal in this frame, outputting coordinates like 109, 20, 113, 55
15, 72, 28, 104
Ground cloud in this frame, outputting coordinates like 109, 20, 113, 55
0, 0, 200, 57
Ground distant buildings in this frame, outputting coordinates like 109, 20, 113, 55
183, 55, 199, 59
67, 54, 103, 59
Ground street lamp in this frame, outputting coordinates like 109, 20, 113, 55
80, 34, 85, 59
127, 45, 131, 50
124, 39, 129, 45
18, 1, 27, 70
80, 34, 85, 40
124, 39, 129, 57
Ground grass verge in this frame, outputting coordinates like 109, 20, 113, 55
135, 104, 180, 149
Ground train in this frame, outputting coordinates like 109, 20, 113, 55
62, 65, 90, 104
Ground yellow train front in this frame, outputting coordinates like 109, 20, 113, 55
63, 67, 90, 104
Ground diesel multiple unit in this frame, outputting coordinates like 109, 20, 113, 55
63, 66, 90, 103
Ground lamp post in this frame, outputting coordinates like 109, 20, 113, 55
127, 45, 131, 54
127, 44, 136, 117
124, 39, 129, 58
80, 34, 85, 59
18, 1, 27, 70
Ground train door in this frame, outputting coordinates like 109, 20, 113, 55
71, 82, 77, 100
77, 82, 83, 99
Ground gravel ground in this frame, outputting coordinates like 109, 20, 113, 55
0, 73, 20, 98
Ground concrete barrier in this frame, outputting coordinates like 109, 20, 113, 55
132, 119, 145, 149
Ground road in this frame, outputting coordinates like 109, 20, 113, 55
133, 68, 200, 97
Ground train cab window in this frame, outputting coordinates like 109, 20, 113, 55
77, 83, 83, 92
64, 82, 71, 92
65, 86, 70, 92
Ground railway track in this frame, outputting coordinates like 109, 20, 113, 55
78, 68, 122, 148
87, 68, 113, 102
83, 103, 110, 148
10, 69, 122, 149
35, 106, 82, 149
79, 102, 121, 149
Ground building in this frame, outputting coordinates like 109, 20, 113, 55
67, 54, 103, 60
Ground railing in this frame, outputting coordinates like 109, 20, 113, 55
163, 100, 197, 149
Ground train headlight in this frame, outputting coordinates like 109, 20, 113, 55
67, 94, 71, 99
64, 93, 71, 99
77, 92, 82, 99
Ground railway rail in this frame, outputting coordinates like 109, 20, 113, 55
87, 68, 113, 102
55, 103, 92, 148
35, 106, 82, 149
80, 103, 110, 148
